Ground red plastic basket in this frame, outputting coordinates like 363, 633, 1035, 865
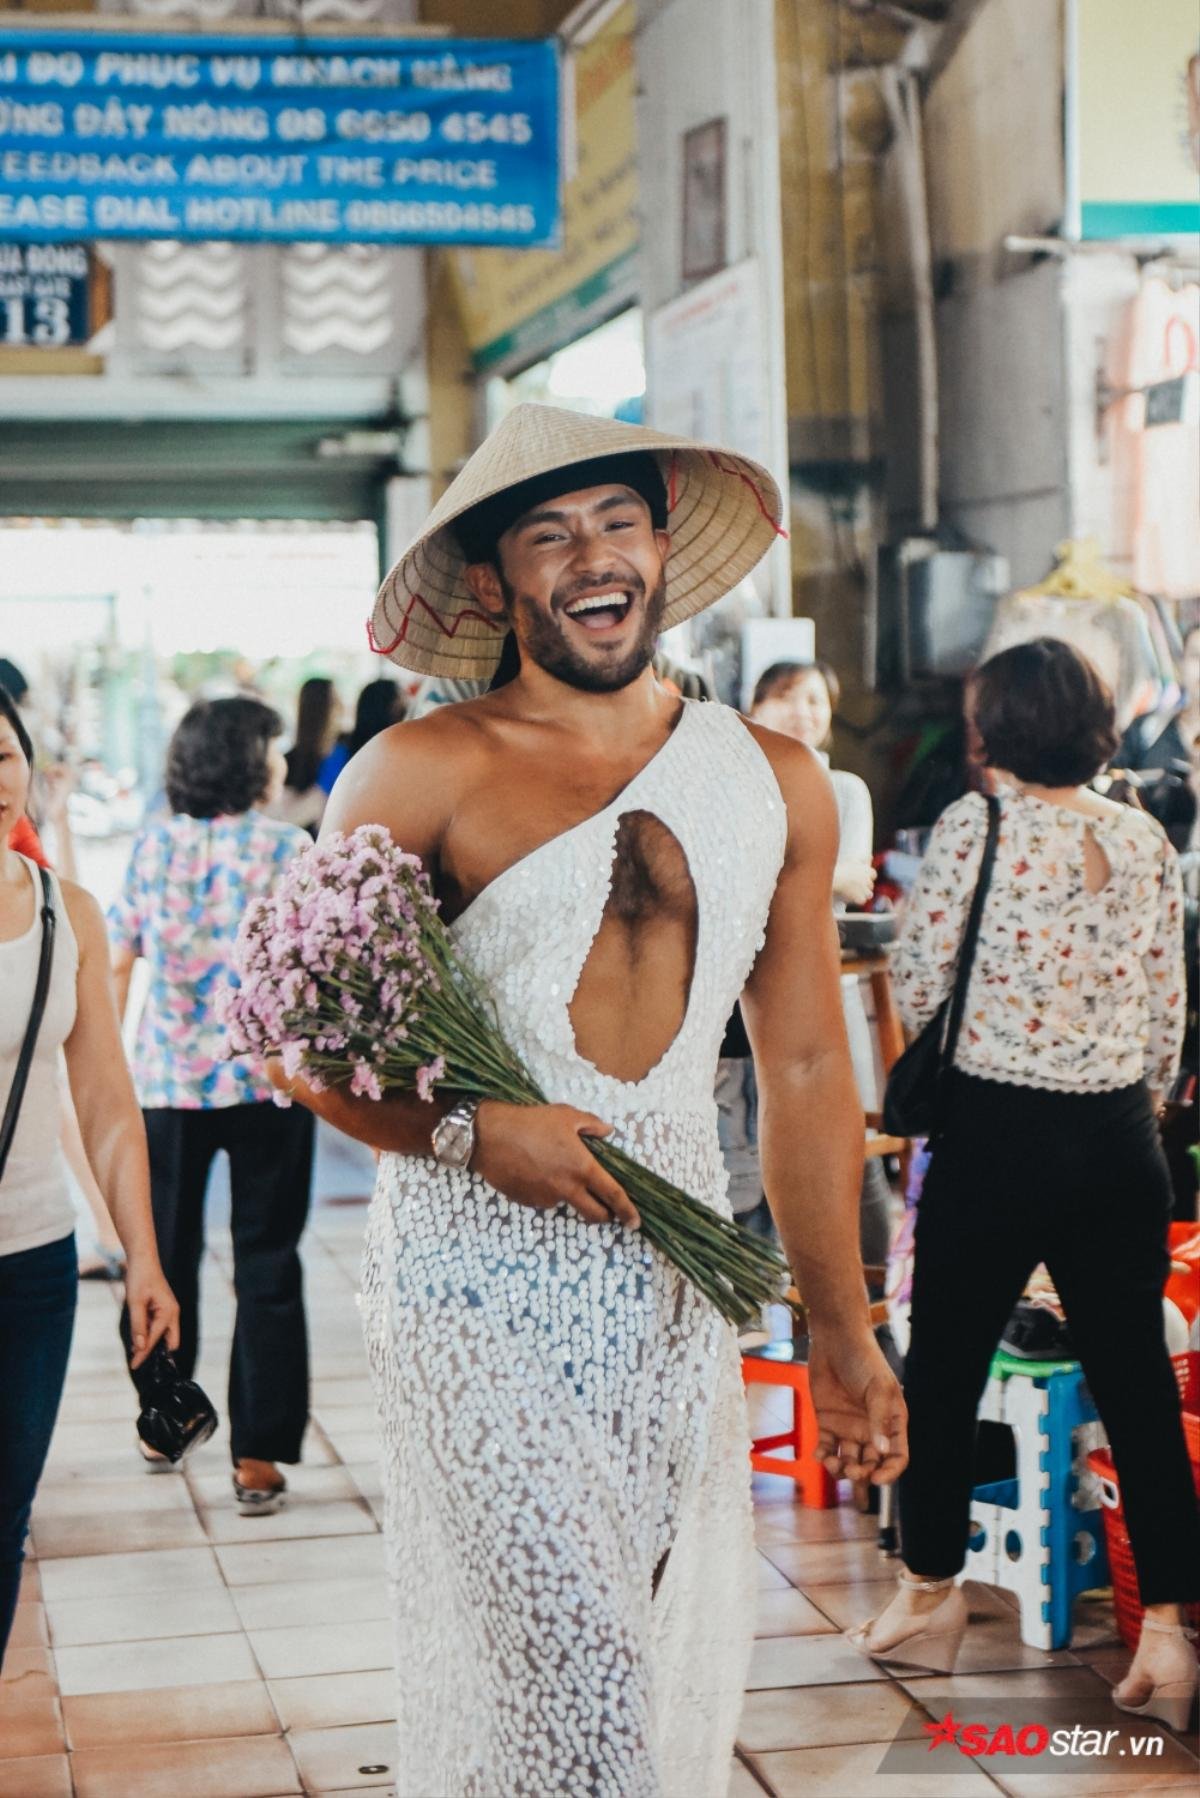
1087, 1445, 1200, 1656
1173, 1350, 1200, 1409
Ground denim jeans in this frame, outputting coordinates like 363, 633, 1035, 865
0, 1233, 77, 1666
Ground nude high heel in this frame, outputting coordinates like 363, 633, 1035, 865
1113, 1617, 1198, 1733
848, 1573, 969, 1673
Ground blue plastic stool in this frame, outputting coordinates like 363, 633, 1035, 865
966, 1354, 1109, 1649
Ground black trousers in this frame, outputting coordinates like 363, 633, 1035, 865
899, 1073, 1200, 1606
122, 1102, 315, 1465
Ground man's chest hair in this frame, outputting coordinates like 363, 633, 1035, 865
607, 810, 695, 926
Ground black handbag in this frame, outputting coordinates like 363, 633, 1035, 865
883, 794, 1001, 1139
134, 1341, 218, 1464
0, 865, 56, 1185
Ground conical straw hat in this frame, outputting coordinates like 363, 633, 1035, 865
369, 402, 785, 679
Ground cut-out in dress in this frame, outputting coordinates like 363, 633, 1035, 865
360, 699, 788, 1797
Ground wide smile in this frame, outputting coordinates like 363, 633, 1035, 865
561, 589, 635, 635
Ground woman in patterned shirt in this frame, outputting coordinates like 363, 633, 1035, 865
850, 639, 1198, 1733
110, 698, 313, 1514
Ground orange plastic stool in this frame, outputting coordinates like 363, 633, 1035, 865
740, 1341, 837, 1508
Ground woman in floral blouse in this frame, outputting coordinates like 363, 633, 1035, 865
109, 698, 313, 1514
850, 639, 1198, 1734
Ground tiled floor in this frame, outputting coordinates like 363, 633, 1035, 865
3, 1134, 1198, 1797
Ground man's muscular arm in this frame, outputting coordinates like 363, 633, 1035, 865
740, 727, 908, 1485
271, 718, 637, 1227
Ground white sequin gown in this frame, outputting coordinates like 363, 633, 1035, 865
360, 701, 787, 1798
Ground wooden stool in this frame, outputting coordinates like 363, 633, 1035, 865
841, 952, 907, 1159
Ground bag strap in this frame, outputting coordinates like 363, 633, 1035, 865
939, 792, 1001, 1080
0, 865, 57, 1185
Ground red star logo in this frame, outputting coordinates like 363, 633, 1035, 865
924, 1711, 960, 1751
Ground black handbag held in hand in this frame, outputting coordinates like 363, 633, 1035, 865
135, 1341, 218, 1464
883, 793, 1001, 1140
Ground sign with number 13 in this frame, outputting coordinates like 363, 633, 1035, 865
0, 242, 92, 346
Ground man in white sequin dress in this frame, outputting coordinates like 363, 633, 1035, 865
282, 406, 906, 1798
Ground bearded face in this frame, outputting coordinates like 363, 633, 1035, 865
500, 563, 668, 693
474, 483, 671, 693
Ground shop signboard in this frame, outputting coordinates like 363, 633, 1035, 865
451, 2, 636, 372
0, 241, 92, 345
1068, 0, 1200, 239
0, 27, 560, 246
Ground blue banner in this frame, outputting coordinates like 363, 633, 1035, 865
0, 29, 561, 246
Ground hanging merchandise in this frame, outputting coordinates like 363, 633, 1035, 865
983, 539, 1160, 729
1105, 278, 1200, 600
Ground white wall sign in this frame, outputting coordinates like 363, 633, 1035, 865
740, 616, 816, 711
646, 258, 772, 468
646, 256, 789, 617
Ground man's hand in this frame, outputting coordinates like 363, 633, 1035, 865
473, 1100, 641, 1229
808, 1328, 908, 1486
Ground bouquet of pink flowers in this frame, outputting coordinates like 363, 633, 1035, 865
222, 824, 790, 1327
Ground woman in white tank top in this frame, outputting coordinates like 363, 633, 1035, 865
0, 687, 178, 1667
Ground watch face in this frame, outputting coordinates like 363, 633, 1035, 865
435, 1113, 472, 1168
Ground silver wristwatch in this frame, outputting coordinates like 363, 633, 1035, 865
430, 1097, 481, 1171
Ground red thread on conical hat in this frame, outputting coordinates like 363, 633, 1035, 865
367, 590, 503, 658
705, 452, 789, 539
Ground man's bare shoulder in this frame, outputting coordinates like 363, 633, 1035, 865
366, 697, 500, 763
731, 715, 839, 868
322, 701, 499, 849
736, 716, 834, 804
